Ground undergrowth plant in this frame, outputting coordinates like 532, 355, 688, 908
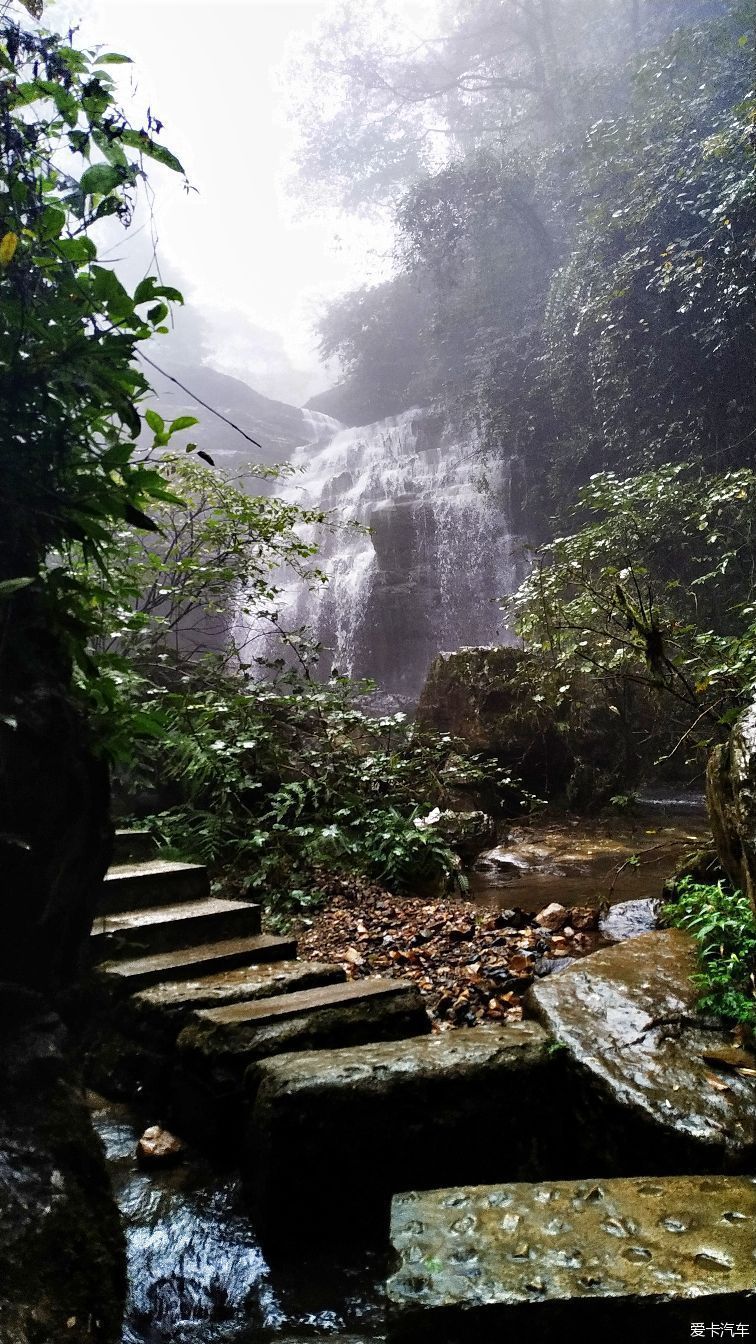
135, 660, 521, 918
664, 877, 756, 1026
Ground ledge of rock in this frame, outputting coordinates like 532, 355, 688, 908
245, 1023, 563, 1247
527, 929, 756, 1174
0, 986, 125, 1344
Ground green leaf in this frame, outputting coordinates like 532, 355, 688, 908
90, 265, 134, 320
120, 129, 184, 175
95, 53, 134, 65
145, 408, 165, 436
0, 576, 35, 599
169, 415, 199, 433
80, 163, 122, 197
38, 205, 66, 241
92, 128, 128, 168
123, 502, 160, 531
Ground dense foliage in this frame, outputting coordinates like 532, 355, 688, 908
509, 467, 756, 762
80, 459, 520, 911
0, 3, 191, 693
665, 878, 756, 1024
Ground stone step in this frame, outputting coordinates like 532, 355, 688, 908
112, 828, 158, 865
96, 933, 298, 995
246, 1023, 556, 1248
387, 1175, 756, 1342
99, 858, 209, 915
128, 959, 349, 1039
174, 978, 430, 1143
90, 897, 261, 963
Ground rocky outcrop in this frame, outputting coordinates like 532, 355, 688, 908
0, 987, 125, 1344
528, 929, 756, 1174
707, 701, 756, 916
416, 647, 632, 802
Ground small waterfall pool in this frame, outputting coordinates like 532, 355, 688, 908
92, 1097, 387, 1343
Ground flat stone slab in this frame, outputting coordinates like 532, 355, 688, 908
129, 958, 347, 1032
173, 979, 430, 1143
90, 896, 262, 960
100, 858, 209, 914
528, 929, 756, 1172
97, 933, 297, 994
112, 828, 157, 864
387, 1175, 756, 1341
246, 1023, 557, 1246
178, 977, 429, 1066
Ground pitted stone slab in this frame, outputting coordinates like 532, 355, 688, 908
527, 929, 756, 1169
388, 1175, 756, 1331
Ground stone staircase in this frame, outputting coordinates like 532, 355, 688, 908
89, 833, 756, 1336
89, 830, 429, 1136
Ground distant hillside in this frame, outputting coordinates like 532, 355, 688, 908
142, 361, 310, 469
305, 378, 408, 429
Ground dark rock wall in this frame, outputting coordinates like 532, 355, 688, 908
0, 987, 125, 1344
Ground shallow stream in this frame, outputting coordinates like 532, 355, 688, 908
92, 1097, 387, 1344
469, 792, 710, 912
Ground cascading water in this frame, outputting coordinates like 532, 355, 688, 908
256, 406, 524, 697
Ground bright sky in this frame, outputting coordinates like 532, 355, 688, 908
45, 0, 401, 392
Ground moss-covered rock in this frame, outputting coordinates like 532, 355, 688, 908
416, 647, 633, 804
0, 986, 126, 1344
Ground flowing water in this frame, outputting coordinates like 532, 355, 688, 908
92, 1097, 387, 1344
253, 408, 524, 695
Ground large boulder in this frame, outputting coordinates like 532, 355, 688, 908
415, 647, 632, 803
707, 701, 756, 916
0, 986, 125, 1344
528, 929, 756, 1174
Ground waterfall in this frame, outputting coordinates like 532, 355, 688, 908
260, 407, 524, 697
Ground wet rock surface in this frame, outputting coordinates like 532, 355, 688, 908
136, 1125, 185, 1169
528, 929, 756, 1172
599, 897, 661, 943
245, 1023, 557, 1246
387, 1175, 756, 1341
0, 987, 125, 1344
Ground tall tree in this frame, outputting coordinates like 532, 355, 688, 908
0, 1, 186, 987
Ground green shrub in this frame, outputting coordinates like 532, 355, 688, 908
664, 877, 756, 1025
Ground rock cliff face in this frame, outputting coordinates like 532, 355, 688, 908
0, 987, 125, 1344
707, 700, 756, 916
